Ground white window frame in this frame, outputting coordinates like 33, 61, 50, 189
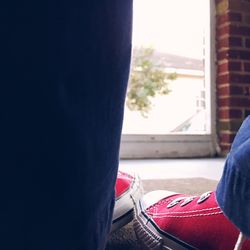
120, 0, 218, 159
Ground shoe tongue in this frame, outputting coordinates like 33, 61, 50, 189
143, 190, 178, 209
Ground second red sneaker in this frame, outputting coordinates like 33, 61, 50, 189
111, 170, 143, 232
134, 190, 250, 250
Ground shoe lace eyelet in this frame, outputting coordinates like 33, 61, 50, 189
180, 197, 195, 207
197, 191, 211, 204
167, 197, 185, 208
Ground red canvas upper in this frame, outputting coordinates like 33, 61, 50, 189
115, 171, 134, 199
146, 191, 250, 250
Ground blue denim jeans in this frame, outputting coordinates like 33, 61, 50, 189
216, 115, 250, 238
0, 1, 132, 249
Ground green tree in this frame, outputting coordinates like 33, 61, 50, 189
126, 47, 177, 117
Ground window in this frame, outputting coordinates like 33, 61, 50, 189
120, 0, 217, 158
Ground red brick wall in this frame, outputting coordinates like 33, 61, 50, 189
216, 0, 250, 154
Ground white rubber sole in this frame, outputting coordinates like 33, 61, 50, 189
133, 199, 198, 250
111, 173, 143, 232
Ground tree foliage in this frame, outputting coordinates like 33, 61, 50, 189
126, 47, 177, 117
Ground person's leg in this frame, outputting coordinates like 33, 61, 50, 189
216, 115, 250, 239
0, 1, 133, 249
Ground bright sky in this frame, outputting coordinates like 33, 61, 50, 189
133, 0, 209, 59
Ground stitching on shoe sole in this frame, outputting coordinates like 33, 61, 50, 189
134, 217, 163, 249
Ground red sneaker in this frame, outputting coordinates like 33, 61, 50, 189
111, 170, 143, 232
134, 190, 250, 250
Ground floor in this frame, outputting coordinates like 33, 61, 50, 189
119, 157, 226, 181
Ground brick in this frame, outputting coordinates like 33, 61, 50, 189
216, 0, 227, 4
229, 12, 242, 22
229, 61, 242, 71
217, 25, 230, 38
217, 37, 242, 49
219, 144, 231, 155
231, 85, 245, 95
217, 49, 241, 60
238, 50, 250, 60
217, 13, 230, 26
218, 96, 250, 107
219, 108, 243, 119
218, 85, 244, 96
230, 1, 250, 12
218, 120, 243, 131
230, 25, 250, 36
244, 62, 250, 71
217, 37, 229, 49
217, 50, 229, 61
229, 73, 242, 83
244, 14, 250, 25
232, 97, 250, 106
218, 121, 229, 130
217, 73, 250, 85
243, 86, 250, 96
240, 0, 250, 9
220, 132, 237, 144
218, 85, 230, 96
245, 109, 250, 117
227, 49, 242, 59
223, 49, 250, 60
217, 12, 242, 27
230, 73, 250, 83
229, 37, 243, 47
218, 97, 230, 107
218, 15, 229, 25
246, 38, 250, 48
218, 62, 229, 72
217, 0, 229, 15
217, 74, 230, 84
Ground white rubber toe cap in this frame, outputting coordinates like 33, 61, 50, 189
141, 190, 177, 209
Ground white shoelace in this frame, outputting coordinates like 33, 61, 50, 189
234, 232, 246, 250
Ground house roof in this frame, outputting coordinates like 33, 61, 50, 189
153, 51, 204, 71
132, 48, 204, 71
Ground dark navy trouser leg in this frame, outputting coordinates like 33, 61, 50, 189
0, 1, 133, 249
216, 116, 250, 238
